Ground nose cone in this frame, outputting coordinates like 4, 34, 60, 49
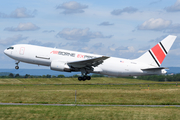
4, 49, 8, 55
4, 49, 11, 57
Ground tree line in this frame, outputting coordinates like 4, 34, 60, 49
119, 74, 180, 81
1, 73, 180, 81
0, 73, 105, 78
137, 74, 179, 81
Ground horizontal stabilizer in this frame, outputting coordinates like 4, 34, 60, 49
142, 67, 168, 71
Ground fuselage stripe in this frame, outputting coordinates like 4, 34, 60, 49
149, 50, 160, 67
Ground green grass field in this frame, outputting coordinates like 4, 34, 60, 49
0, 84, 180, 105
0, 105, 180, 120
0, 77, 180, 119
0, 78, 180, 105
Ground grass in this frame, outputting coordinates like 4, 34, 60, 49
0, 77, 176, 85
0, 105, 180, 120
1, 78, 180, 119
0, 83, 180, 105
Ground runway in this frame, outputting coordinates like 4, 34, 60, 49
0, 103, 180, 107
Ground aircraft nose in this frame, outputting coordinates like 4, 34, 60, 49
4, 49, 8, 55
4, 49, 10, 56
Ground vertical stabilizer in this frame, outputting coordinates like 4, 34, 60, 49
136, 35, 177, 67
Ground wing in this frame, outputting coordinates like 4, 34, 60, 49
67, 56, 109, 68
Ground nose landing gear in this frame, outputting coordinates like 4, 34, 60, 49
15, 66, 19, 69
15, 61, 20, 70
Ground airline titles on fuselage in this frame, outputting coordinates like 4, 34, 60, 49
50, 50, 96, 59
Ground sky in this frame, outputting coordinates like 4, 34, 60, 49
1, 0, 180, 69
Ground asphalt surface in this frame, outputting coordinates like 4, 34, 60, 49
0, 103, 180, 107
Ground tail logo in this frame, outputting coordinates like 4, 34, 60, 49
149, 42, 167, 67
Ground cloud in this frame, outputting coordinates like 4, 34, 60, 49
66, 42, 86, 47
111, 7, 138, 16
115, 46, 129, 51
138, 18, 171, 31
107, 44, 137, 58
4, 23, 40, 31
165, 0, 180, 12
0, 7, 36, 18
28, 40, 55, 47
149, 0, 162, 5
56, 28, 112, 42
0, 34, 28, 45
99, 21, 114, 26
92, 43, 104, 48
114, 46, 136, 58
42, 30, 55, 33
56, 1, 88, 14
149, 35, 167, 43
165, 24, 180, 33
138, 18, 180, 34
0, 12, 7, 18
58, 43, 70, 48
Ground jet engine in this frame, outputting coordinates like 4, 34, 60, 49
50, 60, 71, 72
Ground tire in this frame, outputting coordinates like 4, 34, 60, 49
78, 77, 82, 81
15, 66, 19, 69
87, 76, 91, 80
83, 76, 87, 81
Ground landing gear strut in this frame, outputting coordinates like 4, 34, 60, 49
78, 68, 91, 81
15, 61, 20, 70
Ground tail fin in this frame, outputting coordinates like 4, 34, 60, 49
136, 35, 177, 67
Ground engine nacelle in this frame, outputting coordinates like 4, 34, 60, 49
50, 60, 71, 72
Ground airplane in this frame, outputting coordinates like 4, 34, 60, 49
4, 35, 177, 81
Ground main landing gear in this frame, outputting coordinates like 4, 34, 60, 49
15, 61, 20, 69
78, 76, 91, 81
78, 68, 91, 81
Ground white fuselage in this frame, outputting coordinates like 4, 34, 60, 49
4, 44, 166, 77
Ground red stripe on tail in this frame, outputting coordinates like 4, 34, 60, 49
151, 44, 166, 64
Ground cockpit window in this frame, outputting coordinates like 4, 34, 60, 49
7, 47, 14, 50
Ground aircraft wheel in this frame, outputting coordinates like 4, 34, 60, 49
83, 76, 87, 81
15, 66, 19, 69
78, 77, 82, 81
87, 76, 91, 80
